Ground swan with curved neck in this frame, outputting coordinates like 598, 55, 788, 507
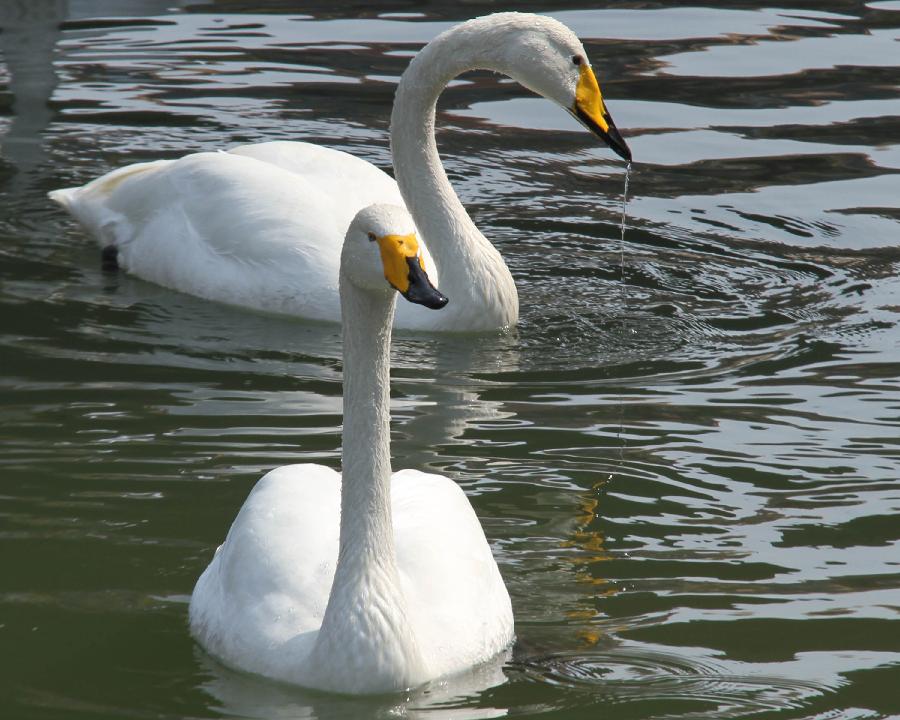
188, 204, 513, 693
49, 12, 631, 332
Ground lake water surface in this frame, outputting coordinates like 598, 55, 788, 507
2, 1, 899, 718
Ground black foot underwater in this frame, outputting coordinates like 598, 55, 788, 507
101, 245, 119, 272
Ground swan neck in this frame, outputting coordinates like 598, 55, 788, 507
390, 21, 518, 328
336, 278, 396, 581
309, 277, 427, 691
390, 38, 478, 249
390, 27, 504, 255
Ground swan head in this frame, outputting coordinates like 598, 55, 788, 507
343, 204, 449, 310
485, 13, 632, 162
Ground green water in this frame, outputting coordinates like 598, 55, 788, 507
1, 1, 899, 718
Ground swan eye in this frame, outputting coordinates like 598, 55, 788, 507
367, 232, 376, 242
572, 55, 582, 66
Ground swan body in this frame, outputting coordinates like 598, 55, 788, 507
50, 143, 438, 326
50, 13, 630, 332
189, 204, 514, 694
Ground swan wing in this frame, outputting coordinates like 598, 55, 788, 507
189, 463, 341, 681
391, 469, 514, 677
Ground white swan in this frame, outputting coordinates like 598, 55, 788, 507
49, 13, 630, 332
188, 203, 514, 694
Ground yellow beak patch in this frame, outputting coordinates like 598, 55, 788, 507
574, 63, 609, 134
375, 233, 425, 293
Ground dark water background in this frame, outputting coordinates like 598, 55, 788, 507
1, 1, 899, 718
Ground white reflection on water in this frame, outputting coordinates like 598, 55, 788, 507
197, 647, 510, 720
0, 0, 64, 175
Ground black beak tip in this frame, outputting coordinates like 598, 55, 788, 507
573, 106, 633, 163
612, 139, 632, 163
603, 115, 632, 163
402, 257, 449, 310
420, 291, 449, 310
607, 125, 631, 163
402, 286, 448, 310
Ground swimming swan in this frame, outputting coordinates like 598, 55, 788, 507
188, 204, 513, 694
49, 13, 631, 332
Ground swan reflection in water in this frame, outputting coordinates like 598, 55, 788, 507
0, 0, 189, 181
195, 647, 511, 720
0, 0, 63, 180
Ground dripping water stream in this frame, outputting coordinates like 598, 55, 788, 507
619, 162, 631, 296
615, 162, 632, 468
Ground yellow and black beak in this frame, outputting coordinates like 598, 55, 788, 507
375, 233, 448, 310
571, 63, 632, 162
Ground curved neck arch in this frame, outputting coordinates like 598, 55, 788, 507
390, 16, 525, 330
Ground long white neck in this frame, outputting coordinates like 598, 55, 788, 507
390, 16, 521, 331
309, 275, 426, 693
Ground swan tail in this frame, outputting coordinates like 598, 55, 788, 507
47, 160, 170, 250
47, 186, 78, 211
